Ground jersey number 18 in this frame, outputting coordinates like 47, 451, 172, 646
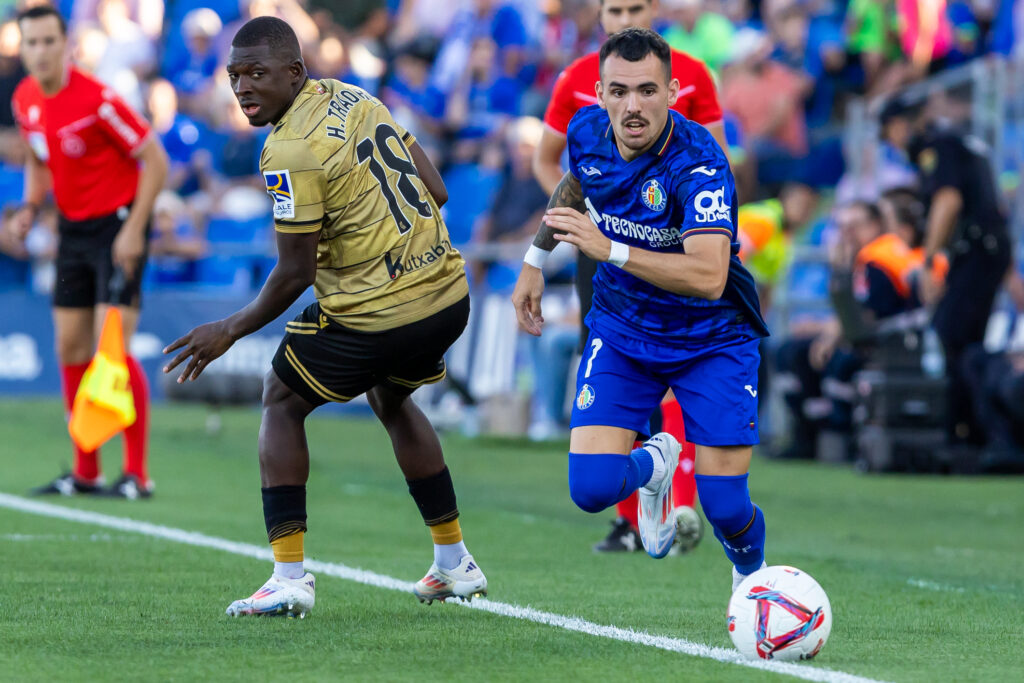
356, 123, 432, 234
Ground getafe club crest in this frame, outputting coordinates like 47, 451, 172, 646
641, 179, 667, 212
576, 384, 596, 410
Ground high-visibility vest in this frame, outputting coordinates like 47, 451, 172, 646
737, 199, 790, 286
854, 233, 917, 299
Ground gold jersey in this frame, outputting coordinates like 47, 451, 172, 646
260, 78, 468, 332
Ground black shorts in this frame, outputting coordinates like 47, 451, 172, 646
54, 207, 149, 309
272, 295, 470, 406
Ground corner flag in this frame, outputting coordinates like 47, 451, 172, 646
69, 307, 136, 451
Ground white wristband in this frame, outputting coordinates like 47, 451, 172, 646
524, 244, 550, 269
607, 241, 629, 268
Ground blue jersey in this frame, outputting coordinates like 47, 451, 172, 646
567, 106, 768, 345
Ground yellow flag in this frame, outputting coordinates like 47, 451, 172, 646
69, 307, 136, 452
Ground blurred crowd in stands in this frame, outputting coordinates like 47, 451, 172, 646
1, 0, 1021, 293
1, 0, 1023, 466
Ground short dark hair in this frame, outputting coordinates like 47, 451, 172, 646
17, 5, 67, 36
881, 188, 925, 246
843, 200, 883, 225
231, 16, 301, 62
599, 27, 671, 83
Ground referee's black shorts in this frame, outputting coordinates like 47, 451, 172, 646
54, 206, 149, 308
272, 295, 470, 406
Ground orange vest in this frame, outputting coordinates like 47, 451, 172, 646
855, 233, 917, 298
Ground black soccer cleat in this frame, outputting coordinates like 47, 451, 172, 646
102, 474, 154, 500
593, 517, 641, 553
31, 472, 103, 497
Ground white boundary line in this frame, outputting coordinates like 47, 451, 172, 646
0, 493, 886, 683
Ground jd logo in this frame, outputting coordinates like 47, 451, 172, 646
694, 187, 730, 223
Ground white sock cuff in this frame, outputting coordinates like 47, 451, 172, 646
642, 445, 666, 493
274, 561, 305, 580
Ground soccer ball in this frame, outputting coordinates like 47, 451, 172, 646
727, 565, 831, 661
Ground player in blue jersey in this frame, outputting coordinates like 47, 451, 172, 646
512, 28, 769, 587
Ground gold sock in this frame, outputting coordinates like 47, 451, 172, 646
429, 518, 463, 545
270, 531, 304, 563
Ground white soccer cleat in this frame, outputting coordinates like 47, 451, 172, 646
637, 432, 681, 559
413, 554, 488, 604
225, 572, 316, 618
732, 561, 768, 593
668, 505, 705, 556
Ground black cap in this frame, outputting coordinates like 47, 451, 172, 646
879, 96, 922, 125
397, 36, 440, 64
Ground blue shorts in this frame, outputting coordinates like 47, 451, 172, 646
570, 330, 760, 446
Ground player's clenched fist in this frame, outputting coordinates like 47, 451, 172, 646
511, 264, 546, 336
163, 320, 236, 383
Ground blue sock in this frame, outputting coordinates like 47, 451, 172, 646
695, 473, 766, 574
568, 449, 653, 513
628, 446, 654, 489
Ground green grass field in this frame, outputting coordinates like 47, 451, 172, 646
1, 398, 1021, 682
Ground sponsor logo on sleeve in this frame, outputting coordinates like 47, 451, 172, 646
263, 169, 295, 219
98, 102, 140, 148
693, 186, 731, 223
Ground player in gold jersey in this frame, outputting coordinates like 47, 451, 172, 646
163, 17, 486, 617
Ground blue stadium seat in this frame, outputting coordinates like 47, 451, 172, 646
194, 255, 254, 292
787, 261, 830, 301
0, 165, 25, 205
145, 258, 198, 288
205, 216, 272, 245
0, 254, 29, 290
441, 164, 501, 245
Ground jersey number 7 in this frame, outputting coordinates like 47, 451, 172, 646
356, 123, 432, 234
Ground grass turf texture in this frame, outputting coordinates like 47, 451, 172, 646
0, 398, 1021, 682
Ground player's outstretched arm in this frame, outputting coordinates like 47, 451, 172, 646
163, 229, 320, 382
511, 172, 586, 336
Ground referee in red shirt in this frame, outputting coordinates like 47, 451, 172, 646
530, 0, 728, 553
4, 6, 168, 498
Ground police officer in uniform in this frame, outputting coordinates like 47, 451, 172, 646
881, 98, 1012, 448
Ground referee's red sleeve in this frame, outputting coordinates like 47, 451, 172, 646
686, 62, 723, 127
543, 66, 578, 136
95, 90, 152, 156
